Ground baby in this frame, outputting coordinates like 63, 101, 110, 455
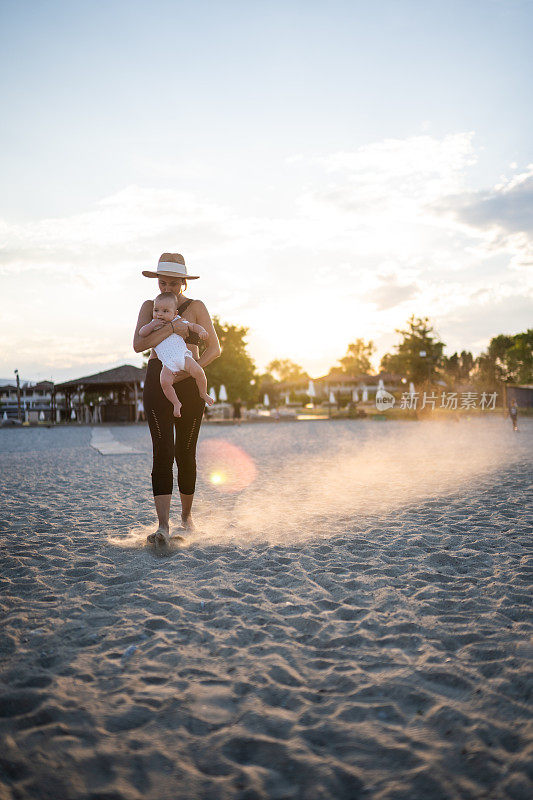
140, 292, 214, 416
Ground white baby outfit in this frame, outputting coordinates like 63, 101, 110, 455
154, 319, 192, 372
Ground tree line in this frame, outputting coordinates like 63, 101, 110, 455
202, 315, 532, 405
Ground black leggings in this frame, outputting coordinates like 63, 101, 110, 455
143, 359, 205, 496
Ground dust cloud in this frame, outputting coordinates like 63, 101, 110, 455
195, 419, 524, 545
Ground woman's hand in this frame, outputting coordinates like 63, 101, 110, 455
170, 318, 189, 336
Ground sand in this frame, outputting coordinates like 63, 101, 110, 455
0, 417, 531, 800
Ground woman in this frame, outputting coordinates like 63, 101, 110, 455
133, 253, 221, 544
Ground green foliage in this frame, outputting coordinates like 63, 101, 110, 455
507, 330, 533, 384
380, 315, 444, 383
254, 372, 281, 406
339, 339, 375, 376
266, 359, 309, 383
204, 317, 256, 403
474, 329, 533, 389
442, 350, 474, 384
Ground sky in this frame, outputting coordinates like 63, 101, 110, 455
1, 0, 532, 382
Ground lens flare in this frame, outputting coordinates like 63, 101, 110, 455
199, 439, 257, 493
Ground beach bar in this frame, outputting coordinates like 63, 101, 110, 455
55, 364, 146, 423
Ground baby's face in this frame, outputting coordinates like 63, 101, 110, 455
153, 300, 176, 322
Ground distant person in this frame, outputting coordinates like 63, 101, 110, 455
232, 398, 242, 423
509, 399, 518, 431
139, 291, 214, 417
133, 253, 221, 543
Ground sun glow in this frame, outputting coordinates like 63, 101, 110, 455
199, 440, 257, 493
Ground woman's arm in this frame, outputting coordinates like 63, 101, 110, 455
193, 301, 221, 368
133, 300, 189, 353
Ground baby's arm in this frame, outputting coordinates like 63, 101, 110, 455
168, 316, 208, 342
139, 319, 163, 337
184, 320, 209, 341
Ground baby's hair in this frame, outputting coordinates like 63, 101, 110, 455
155, 291, 178, 309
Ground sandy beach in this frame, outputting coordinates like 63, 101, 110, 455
0, 416, 531, 800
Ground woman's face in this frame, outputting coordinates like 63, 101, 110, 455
157, 276, 184, 297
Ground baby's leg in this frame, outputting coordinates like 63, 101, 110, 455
184, 356, 214, 405
159, 366, 182, 417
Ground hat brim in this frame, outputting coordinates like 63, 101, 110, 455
142, 270, 200, 279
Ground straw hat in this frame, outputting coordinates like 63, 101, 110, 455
142, 253, 199, 280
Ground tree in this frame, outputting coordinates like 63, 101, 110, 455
442, 352, 460, 383
474, 329, 533, 389
460, 351, 474, 381
380, 315, 445, 384
204, 317, 256, 403
255, 371, 281, 406
442, 350, 474, 385
339, 339, 375, 376
505, 330, 533, 384
266, 359, 309, 383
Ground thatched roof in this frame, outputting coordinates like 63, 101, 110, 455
55, 364, 146, 391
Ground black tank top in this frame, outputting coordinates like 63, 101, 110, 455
177, 299, 201, 346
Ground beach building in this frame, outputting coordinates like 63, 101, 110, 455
54, 365, 146, 423
317, 371, 404, 405
0, 379, 62, 422
276, 376, 311, 405
506, 384, 533, 409
276, 372, 404, 406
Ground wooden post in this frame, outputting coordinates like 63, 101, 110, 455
14, 370, 21, 422
502, 381, 507, 417
133, 382, 139, 422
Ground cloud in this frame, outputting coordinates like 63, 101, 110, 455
439, 293, 533, 355
365, 277, 419, 311
298, 132, 477, 209
457, 168, 533, 235
1, 134, 531, 380
435, 166, 533, 268
0, 186, 235, 275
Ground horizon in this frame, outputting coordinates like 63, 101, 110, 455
1, 317, 526, 388
1, 0, 532, 383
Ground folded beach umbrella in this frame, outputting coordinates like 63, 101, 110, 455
209, 387, 217, 403
219, 384, 228, 402
263, 393, 270, 407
